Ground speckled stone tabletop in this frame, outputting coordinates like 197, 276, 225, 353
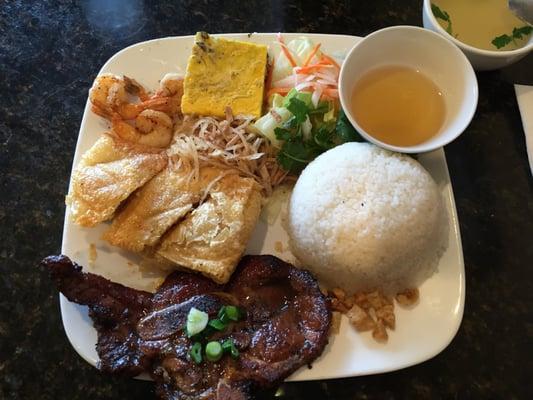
1, 1, 532, 399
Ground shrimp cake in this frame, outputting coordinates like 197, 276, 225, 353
66, 134, 167, 227
102, 167, 222, 253
157, 173, 262, 284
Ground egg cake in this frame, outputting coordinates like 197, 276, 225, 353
181, 32, 268, 118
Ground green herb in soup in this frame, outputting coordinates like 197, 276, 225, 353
432, 0, 532, 51
492, 25, 533, 49
431, 3, 454, 36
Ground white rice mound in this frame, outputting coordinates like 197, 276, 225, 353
287, 142, 448, 294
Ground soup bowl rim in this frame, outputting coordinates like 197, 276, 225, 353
338, 25, 478, 154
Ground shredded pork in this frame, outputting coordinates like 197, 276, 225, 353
167, 109, 288, 196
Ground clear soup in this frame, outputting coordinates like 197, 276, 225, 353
351, 66, 445, 147
432, 0, 532, 51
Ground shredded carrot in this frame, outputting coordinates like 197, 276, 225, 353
272, 35, 340, 104
267, 87, 292, 97
323, 88, 339, 98
280, 44, 298, 68
302, 43, 321, 67
321, 54, 340, 69
294, 63, 332, 74
295, 87, 314, 93
277, 33, 298, 68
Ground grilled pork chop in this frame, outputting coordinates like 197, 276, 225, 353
41, 255, 331, 399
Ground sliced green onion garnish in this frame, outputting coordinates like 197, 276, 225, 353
208, 318, 227, 331
189, 342, 202, 364
205, 341, 223, 362
222, 339, 233, 351
186, 307, 208, 337
217, 306, 230, 324
224, 305, 240, 321
217, 305, 243, 323
222, 338, 239, 359
230, 345, 239, 358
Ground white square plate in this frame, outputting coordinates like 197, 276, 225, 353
60, 33, 465, 381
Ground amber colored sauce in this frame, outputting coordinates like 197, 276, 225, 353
351, 66, 445, 147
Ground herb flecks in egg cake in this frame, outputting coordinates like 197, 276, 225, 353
181, 32, 268, 118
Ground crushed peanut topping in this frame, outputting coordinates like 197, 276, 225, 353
376, 304, 395, 330
347, 304, 375, 332
331, 297, 349, 313
372, 320, 388, 343
329, 287, 419, 343
395, 288, 420, 307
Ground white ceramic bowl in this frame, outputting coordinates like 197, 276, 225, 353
339, 26, 478, 154
422, 0, 533, 71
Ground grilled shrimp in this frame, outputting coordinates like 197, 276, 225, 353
152, 73, 184, 117
111, 109, 173, 148
90, 74, 168, 120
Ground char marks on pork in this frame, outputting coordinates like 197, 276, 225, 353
41, 255, 331, 399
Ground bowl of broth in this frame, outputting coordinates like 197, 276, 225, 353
423, 0, 533, 70
339, 26, 478, 153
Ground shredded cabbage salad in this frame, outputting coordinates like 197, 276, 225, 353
253, 34, 362, 174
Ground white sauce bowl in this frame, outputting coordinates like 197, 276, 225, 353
422, 0, 533, 71
339, 26, 478, 154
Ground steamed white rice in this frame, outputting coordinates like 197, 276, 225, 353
287, 142, 448, 294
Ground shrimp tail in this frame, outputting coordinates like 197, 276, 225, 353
123, 75, 150, 101
91, 99, 113, 119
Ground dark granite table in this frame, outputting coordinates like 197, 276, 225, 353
1, 1, 532, 399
